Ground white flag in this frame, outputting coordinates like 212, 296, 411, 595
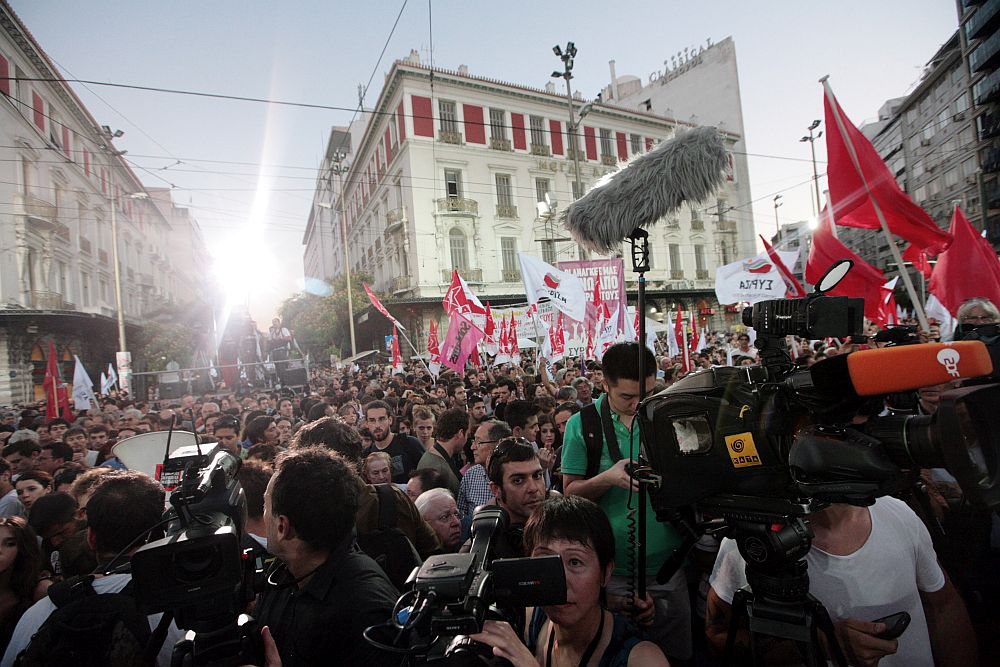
103, 363, 118, 394
517, 253, 587, 321
924, 294, 957, 342
596, 306, 621, 361
72, 356, 97, 410
715, 250, 801, 305
99, 372, 108, 395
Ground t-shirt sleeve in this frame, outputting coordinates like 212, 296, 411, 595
909, 506, 946, 593
560, 412, 588, 476
708, 537, 748, 605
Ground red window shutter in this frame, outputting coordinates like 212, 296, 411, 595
645, 137, 654, 151
397, 101, 406, 142
616, 132, 628, 161
62, 126, 71, 155
584, 126, 597, 161
463, 104, 485, 144
384, 128, 393, 164
0, 55, 9, 98
84, 150, 90, 176
549, 119, 563, 155
31, 92, 44, 130
511, 113, 527, 150
411, 95, 434, 137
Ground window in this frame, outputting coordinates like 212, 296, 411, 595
911, 161, 924, 179
100, 278, 109, 303
81, 272, 90, 307
922, 123, 935, 142
439, 100, 458, 134
956, 92, 970, 115
905, 109, 917, 125
541, 239, 556, 265
489, 108, 507, 140
57, 261, 68, 299
695, 245, 706, 273
535, 178, 550, 204
444, 169, 462, 198
529, 115, 546, 147
928, 178, 941, 196
963, 157, 978, 177
394, 179, 404, 208
21, 156, 36, 196
960, 126, 975, 147
630, 133, 642, 155
599, 128, 613, 156
669, 244, 681, 271
449, 228, 469, 271
938, 108, 950, 128
945, 168, 959, 188
496, 174, 514, 207
500, 237, 518, 275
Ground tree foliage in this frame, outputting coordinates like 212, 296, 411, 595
279, 272, 375, 359
134, 321, 197, 372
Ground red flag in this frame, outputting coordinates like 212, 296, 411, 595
484, 302, 495, 336
902, 244, 933, 280
363, 283, 404, 330
875, 278, 898, 328
928, 206, 1000, 316
760, 235, 806, 297
555, 312, 566, 351
391, 325, 403, 372
427, 320, 441, 361
674, 304, 689, 371
823, 82, 951, 253
806, 212, 885, 321
443, 270, 486, 317
689, 311, 699, 355
44, 340, 60, 420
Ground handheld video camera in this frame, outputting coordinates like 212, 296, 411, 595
365, 506, 566, 665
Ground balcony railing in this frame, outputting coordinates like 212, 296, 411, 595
442, 268, 482, 283
670, 270, 685, 280
385, 207, 406, 233
79, 237, 92, 254
665, 219, 680, 229
975, 68, 1000, 105
30, 291, 72, 310
566, 147, 585, 161
970, 29, 1000, 72
490, 138, 512, 152
391, 275, 412, 293
24, 194, 56, 221
495, 204, 518, 219
966, 0, 1000, 40
696, 270, 709, 280
984, 147, 1000, 173
600, 154, 617, 166
501, 269, 521, 282
530, 144, 551, 157
690, 220, 705, 231
439, 130, 463, 145
53, 222, 70, 241
98, 249, 109, 264
436, 197, 479, 215
718, 220, 737, 233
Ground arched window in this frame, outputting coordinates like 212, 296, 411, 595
449, 228, 469, 272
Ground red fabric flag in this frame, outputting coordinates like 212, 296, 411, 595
363, 283, 404, 330
823, 82, 951, 253
806, 212, 886, 321
689, 311, 699, 355
902, 244, 933, 280
759, 235, 806, 297
928, 206, 1000, 316
44, 340, 60, 420
875, 278, 898, 328
674, 304, 689, 372
391, 325, 403, 372
555, 312, 566, 351
427, 320, 441, 361
484, 302, 495, 336
443, 270, 486, 316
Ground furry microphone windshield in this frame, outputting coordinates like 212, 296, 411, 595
563, 126, 729, 254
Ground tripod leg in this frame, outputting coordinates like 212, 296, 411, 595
722, 588, 754, 667
811, 601, 848, 667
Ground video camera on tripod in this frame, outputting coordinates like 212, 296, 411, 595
636, 260, 1000, 665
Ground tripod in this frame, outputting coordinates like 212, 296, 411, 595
720, 517, 847, 667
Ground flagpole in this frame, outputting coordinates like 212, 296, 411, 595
396, 328, 434, 379
821, 76, 930, 332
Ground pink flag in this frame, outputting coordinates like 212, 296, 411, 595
363, 283, 405, 330
440, 311, 484, 373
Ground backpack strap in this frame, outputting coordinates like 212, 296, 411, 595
581, 404, 603, 479
46, 574, 97, 608
374, 483, 397, 530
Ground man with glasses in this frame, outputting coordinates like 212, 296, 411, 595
457, 420, 510, 518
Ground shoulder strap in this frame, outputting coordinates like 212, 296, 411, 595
581, 403, 603, 479
46, 574, 96, 608
374, 483, 397, 530
600, 396, 625, 463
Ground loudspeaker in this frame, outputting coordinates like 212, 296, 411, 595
159, 381, 184, 400
278, 359, 307, 387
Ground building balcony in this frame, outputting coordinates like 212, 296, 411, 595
98, 249, 109, 265
600, 154, 617, 166
436, 197, 479, 215
970, 29, 1000, 73
79, 237, 92, 254
986, 180, 1000, 209
718, 220, 738, 233
501, 269, 521, 283
566, 147, 585, 161
664, 219, 680, 230
696, 270, 709, 280
495, 204, 518, 219
980, 112, 1000, 140
385, 207, 406, 234
690, 220, 705, 231
966, 0, 1000, 41
52, 221, 70, 242
975, 68, 1000, 105
670, 270, 685, 280
30, 291, 73, 310
438, 130, 463, 145
490, 138, 512, 152
530, 144, 551, 157
442, 268, 482, 283
984, 147, 1000, 173
390, 275, 412, 293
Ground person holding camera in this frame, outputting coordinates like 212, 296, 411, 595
468, 495, 668, 666
560, 342, 690, 663
255, 447, 399, 666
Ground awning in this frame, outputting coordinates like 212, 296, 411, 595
341, 349, 379, 364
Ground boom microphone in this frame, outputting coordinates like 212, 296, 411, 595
810, 341, 994, 397
563, 126, 729, 254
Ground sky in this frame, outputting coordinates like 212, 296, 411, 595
9, 0, 960, 322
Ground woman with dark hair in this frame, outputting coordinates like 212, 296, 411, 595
470, 495, 668, 666
14, 472, 52, 514
0, 516, 43, 654
242, 416, 279, 449
306, 402, 333, 423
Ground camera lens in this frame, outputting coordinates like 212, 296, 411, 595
864, 415, 946, 470
172, 545, 222, 585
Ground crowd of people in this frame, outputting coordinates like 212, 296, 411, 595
0, 297, 994, 665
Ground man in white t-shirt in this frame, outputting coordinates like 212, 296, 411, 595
705, 497, 976, 667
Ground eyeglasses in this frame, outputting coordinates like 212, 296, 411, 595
961, 315, 996, 324
431, 509, 460, 523
492, 437, 533, 459
472, 438, 498, 448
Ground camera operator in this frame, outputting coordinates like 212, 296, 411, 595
255, 446, 399, 666
705, 497, 977, 667
468, 495, 668, 666
560, 342, 690, 663
1, 471, 184, 667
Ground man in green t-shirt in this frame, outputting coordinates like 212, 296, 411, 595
561, 342, 691, 662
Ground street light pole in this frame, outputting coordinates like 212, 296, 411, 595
100, 126, 131, 395
800, 120, 823, 217
773, 194, 783, 237
552, 42, 582, 198
330, 152, 356, 357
